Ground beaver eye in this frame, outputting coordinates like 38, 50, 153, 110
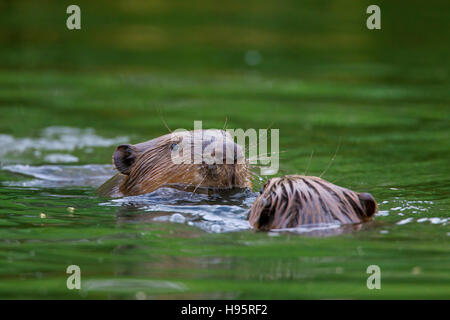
259, 187, 264, 194
170, 143, 179, 151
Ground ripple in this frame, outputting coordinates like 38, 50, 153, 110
0, 126, 128, 161
82, 279, 187, 292
103, 187, 255, 233
1, 162, 444, 234
1, 164, 116, 187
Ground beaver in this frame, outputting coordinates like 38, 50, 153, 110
97, 129, 252, 197
248, 175, 377, 231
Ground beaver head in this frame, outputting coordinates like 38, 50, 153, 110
97, 129, 252, 197
248, 175, 377, 231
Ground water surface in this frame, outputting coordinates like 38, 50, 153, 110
0, 0, 449, 299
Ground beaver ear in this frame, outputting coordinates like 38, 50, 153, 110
358, 192, 378, 218
253, 197, 274, 230
113, 144, 137, 175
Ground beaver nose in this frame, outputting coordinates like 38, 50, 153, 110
201, 137, 242, 165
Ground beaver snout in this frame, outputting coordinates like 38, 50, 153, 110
202, 141, 241, 179
202, 151, 239, 166
201, 139, 242, 165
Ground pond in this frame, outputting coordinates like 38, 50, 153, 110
0, 0, 449, 299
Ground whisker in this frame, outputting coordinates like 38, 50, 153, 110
159, 114, 172, 133
303, 150, 314, 176
247, 150, 286, 161
242, 122, 274, 152
191, 176, 206, 197
222, 117, 228, 131
319, 137, 342, 178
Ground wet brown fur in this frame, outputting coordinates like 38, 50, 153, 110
249, 175, 377, 230
97, 130, 251, 197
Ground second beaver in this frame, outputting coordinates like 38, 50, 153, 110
248, 175, 377, 231
97, 129, 252, 197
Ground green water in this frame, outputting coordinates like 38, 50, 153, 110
0, 0, 449, 299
